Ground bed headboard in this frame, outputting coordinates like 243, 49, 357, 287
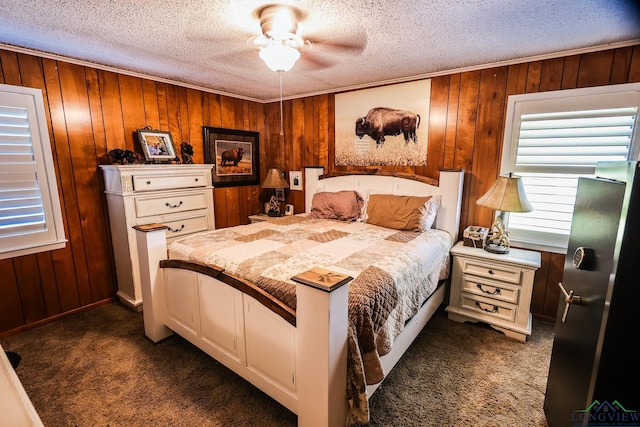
304, 167, 465, 241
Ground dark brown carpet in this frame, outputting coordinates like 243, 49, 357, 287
1, 303, 554, 426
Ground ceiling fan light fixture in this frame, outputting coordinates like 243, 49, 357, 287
259, 41, 301, 73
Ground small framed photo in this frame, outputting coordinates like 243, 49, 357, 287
276, 188, 285, 202
289, 171, 302, 191
136, 128, 177, 163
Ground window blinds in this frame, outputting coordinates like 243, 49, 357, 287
509, 106, 636, 238
515, 107, 635, 173
0, 85, 65, 259
0, 104, 48, 238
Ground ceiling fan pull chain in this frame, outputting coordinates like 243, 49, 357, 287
279, 71, 284, 136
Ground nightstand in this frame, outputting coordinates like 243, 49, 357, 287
445, 241, 541, 341
248, 214, 269, 223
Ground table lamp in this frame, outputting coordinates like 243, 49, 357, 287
261, 167, 289, 216
476, 173, 533, 254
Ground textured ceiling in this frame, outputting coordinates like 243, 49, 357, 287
0, 1, 639, 102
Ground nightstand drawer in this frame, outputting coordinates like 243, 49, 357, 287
461, 277, 519, 304
133, 173, 207, 192
462, 259, 522, 284
134, 192, 208, 218
460, 294, 516, 323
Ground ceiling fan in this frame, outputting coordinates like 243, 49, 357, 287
248, 3, 366, 73
246, 3, 366, 135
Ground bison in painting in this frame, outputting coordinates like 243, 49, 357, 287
355, 107, 420, 147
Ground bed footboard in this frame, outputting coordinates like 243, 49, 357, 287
134, 224, 350, 427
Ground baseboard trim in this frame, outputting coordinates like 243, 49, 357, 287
0, 298, 118, 339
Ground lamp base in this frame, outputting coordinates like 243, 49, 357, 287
483, 210, 510, 254
484, 242, 510, 254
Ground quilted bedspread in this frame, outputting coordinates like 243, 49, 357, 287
167, 215, 453, 423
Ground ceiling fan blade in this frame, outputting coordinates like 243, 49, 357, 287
298, 52, 335, 70
314, 39, 367, 53
306, 30, 368, 55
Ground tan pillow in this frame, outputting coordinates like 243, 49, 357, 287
310, 191, 364, 221
366, 194, 432, 231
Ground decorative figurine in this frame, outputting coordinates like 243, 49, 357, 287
267, 194, 282, 217
109, 148, 145, 164
181, 142, 194, 164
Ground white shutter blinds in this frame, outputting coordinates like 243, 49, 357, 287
510, 106, 636, 237
515, 107, 635, 174
0, 85, 66, 259
0, 104, 47, 236
500, 85, 640, 251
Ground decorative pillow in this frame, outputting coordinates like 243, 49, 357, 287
365, 194, 433, 231
309, 191, 364, 221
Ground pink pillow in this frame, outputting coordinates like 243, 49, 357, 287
310, 191, 364, 221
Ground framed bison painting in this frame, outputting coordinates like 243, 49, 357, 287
334, 79, 431, 166
203, 126, 259, 187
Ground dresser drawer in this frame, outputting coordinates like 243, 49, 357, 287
462, 259, 522, 284
133, 173, 207, 192
164, 214, 210, 240
134, 192, 208, 218
461, 276, 519, 304
460, 294, 516, 323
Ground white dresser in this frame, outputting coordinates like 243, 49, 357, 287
446, 241, 541, 341
100, 164, 215, 310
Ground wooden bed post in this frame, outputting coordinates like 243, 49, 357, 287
295, 280, 349, 427
134, 224, 173, 342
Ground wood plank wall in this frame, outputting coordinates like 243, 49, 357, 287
1, 44, 639, 336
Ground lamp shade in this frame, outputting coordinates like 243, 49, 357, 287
476, 174, 533, 213
261, 168, 289, 189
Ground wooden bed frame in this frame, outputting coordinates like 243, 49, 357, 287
134, 167, 464, 427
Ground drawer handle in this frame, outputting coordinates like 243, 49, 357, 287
146, 180, 151, 185
475, 301, 499, 313
488, 269, 495, 275
194, 178, 199, 182
165, 201, 184, 208
168, 224, 185, 233
477, 283, 501, 295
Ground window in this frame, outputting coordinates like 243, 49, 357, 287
500, 83, 640, 253
0, 84, 66, 260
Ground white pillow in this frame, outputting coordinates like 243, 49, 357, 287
419, 195, 441, 230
